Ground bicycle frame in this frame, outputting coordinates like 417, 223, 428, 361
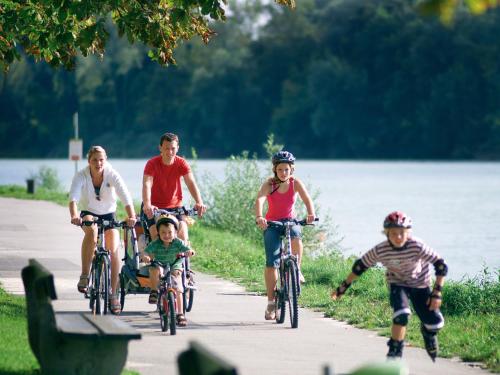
83, 218, 125, 315
268, 218, 318, 328
152, 259, 181, 334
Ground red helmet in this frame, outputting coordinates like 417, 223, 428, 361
383, 211, 412, 229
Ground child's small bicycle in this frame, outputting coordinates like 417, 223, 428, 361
147, 207, 198, 314
150, 255, 186, 334
267, 218, 318, 328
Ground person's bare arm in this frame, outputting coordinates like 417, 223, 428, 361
255, 180, 271, 230
142, 174, 155, 218
294, 178, 316, 223
69, 201, 81, 226
183, 172, 206, 217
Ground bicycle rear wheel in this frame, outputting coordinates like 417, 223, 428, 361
287, 260, 299, 328
95, 256, 110, 315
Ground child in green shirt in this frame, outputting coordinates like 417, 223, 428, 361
142, 214, 195, 326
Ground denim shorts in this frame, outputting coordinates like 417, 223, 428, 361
263, 222, 302, 268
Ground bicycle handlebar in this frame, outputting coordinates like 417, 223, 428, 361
267, 217, 319, 227
154, 206, 198, 217
81, 217, 130, 229
149, 253, 187, 268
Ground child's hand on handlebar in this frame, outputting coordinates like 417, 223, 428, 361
141, 255, 151, 263
186, 249, 196, 257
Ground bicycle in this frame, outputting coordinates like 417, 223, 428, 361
144, 206, 198, 314
150, 255, 186, 334
267, 218, 318, 328
82, 217, 127, 315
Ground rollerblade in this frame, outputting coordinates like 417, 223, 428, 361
421, 324, 438, 362
386, 338, 404, 359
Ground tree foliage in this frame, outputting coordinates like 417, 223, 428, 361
0, 0, 498, 71
0, 0, 499, 159
0, 0, 228, 71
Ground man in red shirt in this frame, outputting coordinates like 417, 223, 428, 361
142, 132, 206, 241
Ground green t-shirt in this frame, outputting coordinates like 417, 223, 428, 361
144, 238, 190, 271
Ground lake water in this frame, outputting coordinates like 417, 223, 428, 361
1, 158, 499, 281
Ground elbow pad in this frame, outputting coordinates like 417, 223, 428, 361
352, 259, 368, 276
434, 259, 448, 276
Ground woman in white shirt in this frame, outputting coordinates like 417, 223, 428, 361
69, 145, 136, 314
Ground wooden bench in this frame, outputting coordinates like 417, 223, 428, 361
21, 258, 141, 375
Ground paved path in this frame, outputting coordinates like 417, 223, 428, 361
0, 197, 488, 375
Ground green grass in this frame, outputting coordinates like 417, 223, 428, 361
189, 223, 500, 372
0, 185, 69, 206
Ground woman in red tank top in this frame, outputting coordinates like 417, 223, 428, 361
255, 151, 316, 320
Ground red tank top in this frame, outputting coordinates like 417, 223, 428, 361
265, 178, 296, 221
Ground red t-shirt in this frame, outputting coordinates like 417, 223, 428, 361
144, 155, 191, 208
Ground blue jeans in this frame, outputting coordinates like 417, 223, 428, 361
263, 222, 302, 268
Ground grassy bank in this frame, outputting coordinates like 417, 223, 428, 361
189, 224, 500, 372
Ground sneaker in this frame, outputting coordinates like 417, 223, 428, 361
265, 302, 276, 320
421, 324, 439, 362
148, 290, 158, 304
386, 338, 404, 359
299, 270, 306, 284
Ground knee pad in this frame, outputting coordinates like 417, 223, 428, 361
393, 313, 409, 326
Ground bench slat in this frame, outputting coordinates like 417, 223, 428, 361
84, 314, 142, 339
55, 313, 100, 337
55, 313, 141, 340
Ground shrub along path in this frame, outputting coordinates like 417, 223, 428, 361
0, 197, 492, 375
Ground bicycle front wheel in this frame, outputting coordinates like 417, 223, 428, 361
275, 269, 286, 324
95, 256, 110, 315
168, 291, 177, 335
185, 288, 194, 312
286, 260, 299, 328
88, 260, 96, 312
159, 291, 168, 332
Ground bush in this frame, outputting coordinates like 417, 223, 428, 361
29, 166, 63, 192
442, 268, 500, 316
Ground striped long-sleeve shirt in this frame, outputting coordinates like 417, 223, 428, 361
360, 237, 442, 288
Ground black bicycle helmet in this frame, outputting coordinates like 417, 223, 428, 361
383, 211, 412, 229
272, 150, 296, 165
